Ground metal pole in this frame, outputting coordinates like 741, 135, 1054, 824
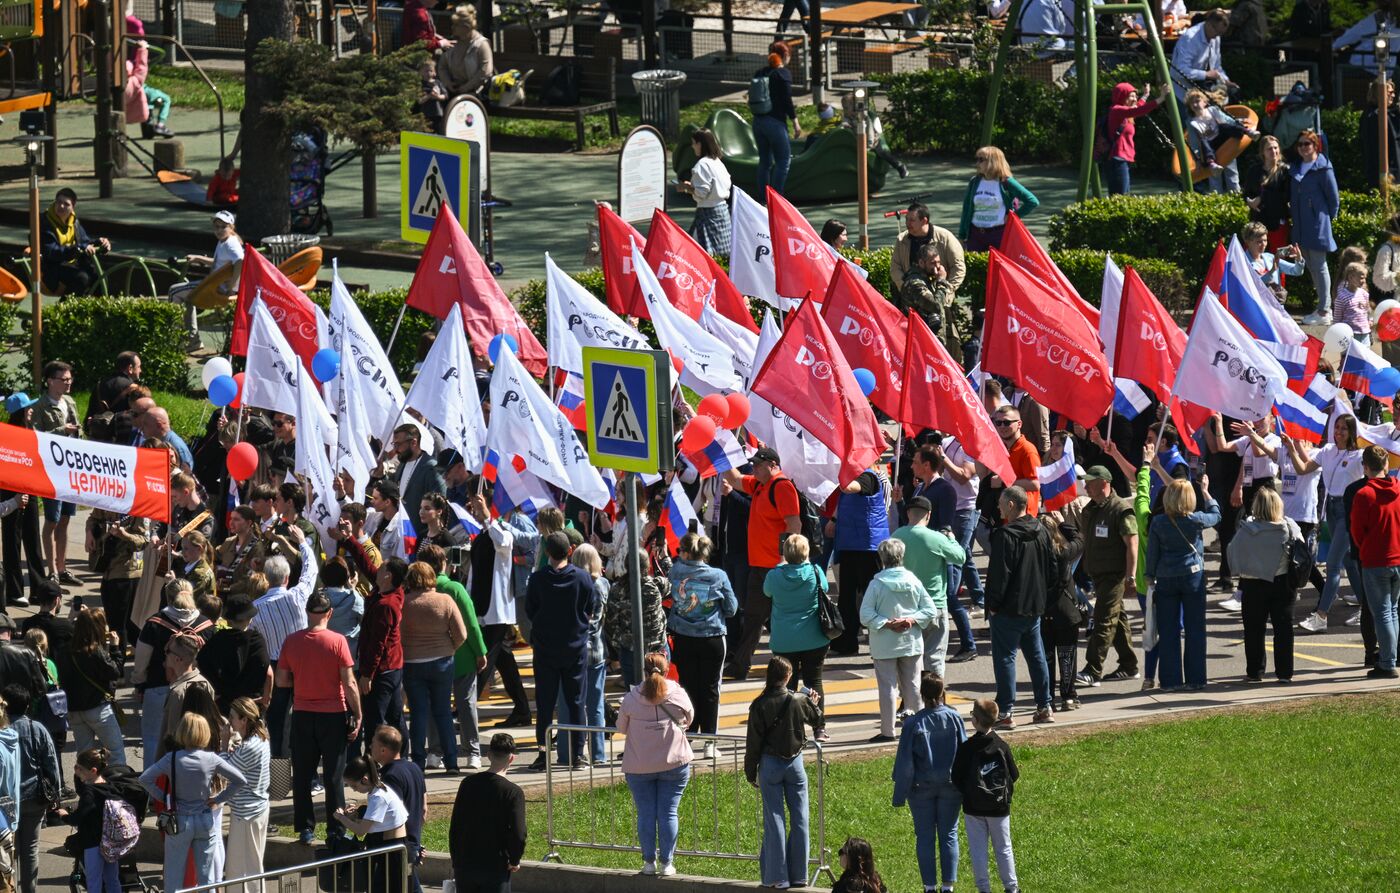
857, 108, 869, 250
1381, 65, 1391, 214
625, 472, 645, 684
94, 1, 115, 198
642, 0, 657, 67
29, 146, 43, 386
980, 0, 1026, 148
810, 1, 824, 103
1076, 0, 1098, 201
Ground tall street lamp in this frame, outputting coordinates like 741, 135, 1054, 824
14, 113, 53, 387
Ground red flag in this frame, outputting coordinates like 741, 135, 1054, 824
1202, 240, 1227, 296
231, 248, 321, 371
751, 299, 885, 488
819, 262, 908, 421
1113, 266, 1187, 403
999, 213, 1101, 329
597, 204, 648, 318
644, 210, 759, 332
983, 249, 1114, 429
767, 187, 838, 302
900, 311, 1015, 485
406, 204, 547, 376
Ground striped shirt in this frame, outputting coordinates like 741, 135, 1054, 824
250, 540, 317, 660
225, 736, 270, 820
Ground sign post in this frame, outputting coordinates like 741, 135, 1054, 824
617, 125, 667, 225
582, 346, 674, 682
399, 130, 482, 244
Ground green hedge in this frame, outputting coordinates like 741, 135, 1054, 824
44, 298, 191, 394
964, 249, 1194, 316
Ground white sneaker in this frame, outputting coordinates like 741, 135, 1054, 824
703, 741, 716, 760
1341, 593, 1360, 607
467, 755, 481, 770
642, 862, 656, 876
1346, 610, 1363, 627
425, 753, 444, 770
1301, 310, 1332, 326
1299, 612, 1329, 633
661, 863, 677, 877
1219, 594, 1243, 612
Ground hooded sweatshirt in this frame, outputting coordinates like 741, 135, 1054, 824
1350, 476, 1400, 568
1226, 517, 1299, 581
986, 514, 1053, 618
859, 567, 936, 660
1105, 82, 1160, 163
764, 561, 831, 654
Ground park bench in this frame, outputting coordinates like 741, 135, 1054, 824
491, 52, 621, 150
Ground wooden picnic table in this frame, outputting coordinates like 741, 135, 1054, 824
821, 1, 921, 28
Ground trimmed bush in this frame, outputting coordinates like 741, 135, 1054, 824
44, 297, 190, 394
964, 249, 1193, 316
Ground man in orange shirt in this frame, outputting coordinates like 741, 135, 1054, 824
722, 448, 802, 680
981, 405, 1042, 517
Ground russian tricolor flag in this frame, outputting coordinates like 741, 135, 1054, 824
450, 501, 483, 537
1302, 373, 1338, 414
399, 515, 418, 555
682, 427, 749, 478
482, 449, 527, 483
1340, 338, 1396, 397
1037, 438, 1078, 514
1274, 387, 1328, 444
492, 464, 556, 521
1220, 236, 1318, 387
657, 479, 698, 555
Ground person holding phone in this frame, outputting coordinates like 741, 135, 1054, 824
667, 533, 738, 751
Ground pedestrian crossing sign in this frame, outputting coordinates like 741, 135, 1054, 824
582, 347, 674, 473
400, 131, 479, 244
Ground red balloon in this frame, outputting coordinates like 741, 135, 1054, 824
230, 372, 245, 410
227, 441, 259, 482
723, 392, 751, 429
1380, 308, 1400, 342
697, 393, 730, 425
668, 350, 684, 374
681, 415, 717, 453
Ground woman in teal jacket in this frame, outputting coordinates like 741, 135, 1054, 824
764, 534, 832, 741
957, 145, 1039, 250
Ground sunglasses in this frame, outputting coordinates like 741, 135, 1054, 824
992, 419, 1018, 428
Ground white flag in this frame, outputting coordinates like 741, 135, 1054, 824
729, 188, 782, 309
294, 363, 342, 542
328, 272, 403, 501
403, 303, 487, 470
1174, 289, 1286, 420
631, 239, 742, 395
544, 253, 648, 375
745, 310, 841, 504
245, 300, 336, 446
700, 300, 759, 385
486, 345, 610, 508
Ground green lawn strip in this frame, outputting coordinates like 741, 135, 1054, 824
72, 389, 212, 444
146, 64, 247, 113
421, 696, 1400, 890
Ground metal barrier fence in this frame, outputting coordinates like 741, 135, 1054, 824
543, 722, 834, 887
176, 843, 410, 893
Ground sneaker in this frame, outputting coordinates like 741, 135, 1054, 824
1104, 668, 1141, 682
57, 570, 80, 586
814, 728, 830, 742
1219, 594, 1243, 612
867, 733, 896, 743
703, 741, 717, 760
527, 754, 548, 772
1341, 593, 1360, 607
1366, 667, 1399, 679
992, 716, 1014, 731
948, 649, 978, 663
1301, 310, 1328, 326
1074, 672, 1101, 687
661, 863, 677, 877
310, 779, 324, 795
298, 830, 316, 845
425, 753, 444, 770
467, 755, 481, 770
1060, 698, 1080, 711
642, 862, 657, 876
1345, 610, 1363, 627
968, 606, 985, 619
1244, 674, 1263, 683
1298, 612, 1328, 633
895, 162, 909, 179
1141, 679, 1157, 691
1032, 707, 1054, 724
8, 595, 28, 608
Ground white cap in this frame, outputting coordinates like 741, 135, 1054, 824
213, 210, 236, 226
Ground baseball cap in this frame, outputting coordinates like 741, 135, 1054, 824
437, 448, 465, 470
1083, 465, 1114, 482
0, 613, 15, 632
213, 210, 236, 226
753, 447, 781, 465
32, 577, 62, 606
306, 591, 332, 615
906, 496, 932, 514
5, 392, 38, 415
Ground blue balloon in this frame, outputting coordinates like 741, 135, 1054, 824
853, 367, 877, 397
1375, 366, 1400, 395
208, 374, 238, 407
312, 348, 341, 382
489, 333, 520, 364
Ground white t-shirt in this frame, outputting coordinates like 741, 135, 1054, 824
941, 439, 981, 512
361, 784, 408, 833
1315, 444, 1364, 497
1231, 434, 1281, 484
212, 235, 245, 272
1279, 450, 1320, 524
970, 179, 1006, 230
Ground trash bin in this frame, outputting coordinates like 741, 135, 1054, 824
262, 233, 321, 265
632, 70, 688, 140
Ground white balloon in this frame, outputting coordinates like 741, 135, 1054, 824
1321, 322, 1354, 368
1372, 299, 1400, 326
201, 357, 233, 390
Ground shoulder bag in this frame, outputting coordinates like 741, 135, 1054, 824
155, 750, 179, 836
813, 571, 844, 641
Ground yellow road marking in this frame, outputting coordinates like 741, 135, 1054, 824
1265, 645, 1349, 667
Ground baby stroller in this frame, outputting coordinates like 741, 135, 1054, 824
289, 127, 333, 237
66, 764, 158, 893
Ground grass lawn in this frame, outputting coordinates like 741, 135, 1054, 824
147, 64, 247, 114
71, 389, 212, 443
421, 696, 1400, 891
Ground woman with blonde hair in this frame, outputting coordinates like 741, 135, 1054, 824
617, 652, 694, 876
178, 530, 218, 602
1227, 487, 1301, 683
1243, 134, 1292, 248
957, 145, 1039, 250
437, 4, 494, 97
1146, 477, 1222, 690
224, 698, 270, 893
567, 543, 609, 764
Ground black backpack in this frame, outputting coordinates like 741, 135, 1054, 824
768, 477, 825, 558
1092, 113, 1124, 162
974, 749, 1014, 810
541, 63, 581, 106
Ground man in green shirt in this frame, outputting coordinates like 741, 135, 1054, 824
1076, 466, 1141, 686
892, 496, 967, 677
419, 544, 489, 769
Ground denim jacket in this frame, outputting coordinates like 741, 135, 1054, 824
1145, 498, 1221, 581
667, 559, 738, 638
891, 704, 966, 806
11, 717, 60, 805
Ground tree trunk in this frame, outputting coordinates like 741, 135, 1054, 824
240, 0, 295, 243
361, 144, 378, 218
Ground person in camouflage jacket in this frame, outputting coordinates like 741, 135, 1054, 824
899, 242, 961, 353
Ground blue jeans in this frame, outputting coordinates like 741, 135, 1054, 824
163, 810, 218, 893
946, 508, 978, 651
759, 754, 809, 887
989, 614, 1051, 717
754, 115, 793, 198
69, 703, 126, 767
1153, 572, 1207, 688
84, 845, 120, 892
1303, 247, 1332, 314
1319, 496, 1361, 614
625, 763, 690, 864
777, 0, 808, 30
1361, 565, 1400, 670
558, 662, 606, 763
909, 782, 961, 889
140, 685, 169, 768
1102, 158, 1131, 195
404, 657, 458, 770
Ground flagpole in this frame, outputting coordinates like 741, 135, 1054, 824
383, 303, 409, 360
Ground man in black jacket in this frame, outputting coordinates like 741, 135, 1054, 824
197, 594, 271, 712
986, 486, 1054, 728
449, 733, 526, 892
524, 532, 597, 770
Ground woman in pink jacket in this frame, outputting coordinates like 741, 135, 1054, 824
617, 652, 695, 877
1101, 82, 1171, 195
